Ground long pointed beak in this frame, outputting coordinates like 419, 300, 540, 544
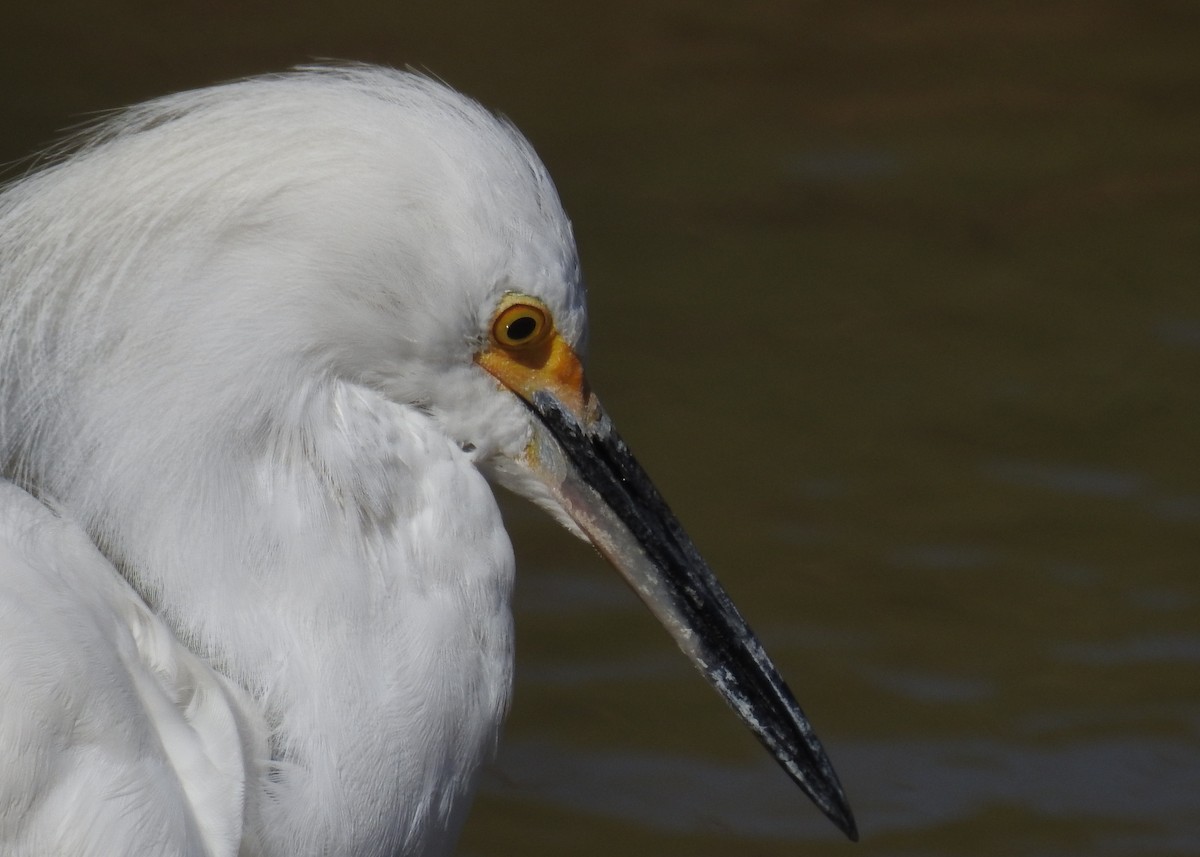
478, 329, 857, 841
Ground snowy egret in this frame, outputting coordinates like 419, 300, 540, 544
0, 66, 855, 855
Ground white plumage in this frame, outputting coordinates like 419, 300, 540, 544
0, 480, 259, 855
0, 66, 855, 856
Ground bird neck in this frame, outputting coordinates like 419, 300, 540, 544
75, 380, 516, 856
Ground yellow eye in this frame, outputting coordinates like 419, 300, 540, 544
492, 298, 553, 350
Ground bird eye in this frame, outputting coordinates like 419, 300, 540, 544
492, 299, 552, 350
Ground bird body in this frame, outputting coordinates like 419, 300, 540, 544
0, 380, 515, 856
0, 66, 854, 855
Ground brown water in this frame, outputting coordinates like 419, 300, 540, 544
3, 2, 1197, 855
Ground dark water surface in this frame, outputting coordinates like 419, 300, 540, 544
3, 3, 1197, 855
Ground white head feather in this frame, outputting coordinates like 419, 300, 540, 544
0, 65, 585, 507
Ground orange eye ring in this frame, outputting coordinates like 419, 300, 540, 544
491, 298, 553, 350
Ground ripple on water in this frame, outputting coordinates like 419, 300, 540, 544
980, 458, 1200, 522
1055, 634, 1200, 665
480, 735, 1200, 852
981, 459, 1146, 499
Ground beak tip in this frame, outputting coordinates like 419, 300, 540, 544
831, 803, 859, 842
797, 764, 858, 842
777, 727, 857, 841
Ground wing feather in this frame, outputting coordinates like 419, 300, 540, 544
0, 482, 266, 857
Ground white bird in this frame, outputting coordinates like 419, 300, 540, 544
0, 66, 855, 856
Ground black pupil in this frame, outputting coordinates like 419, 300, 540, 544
506, 315, 538, 341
